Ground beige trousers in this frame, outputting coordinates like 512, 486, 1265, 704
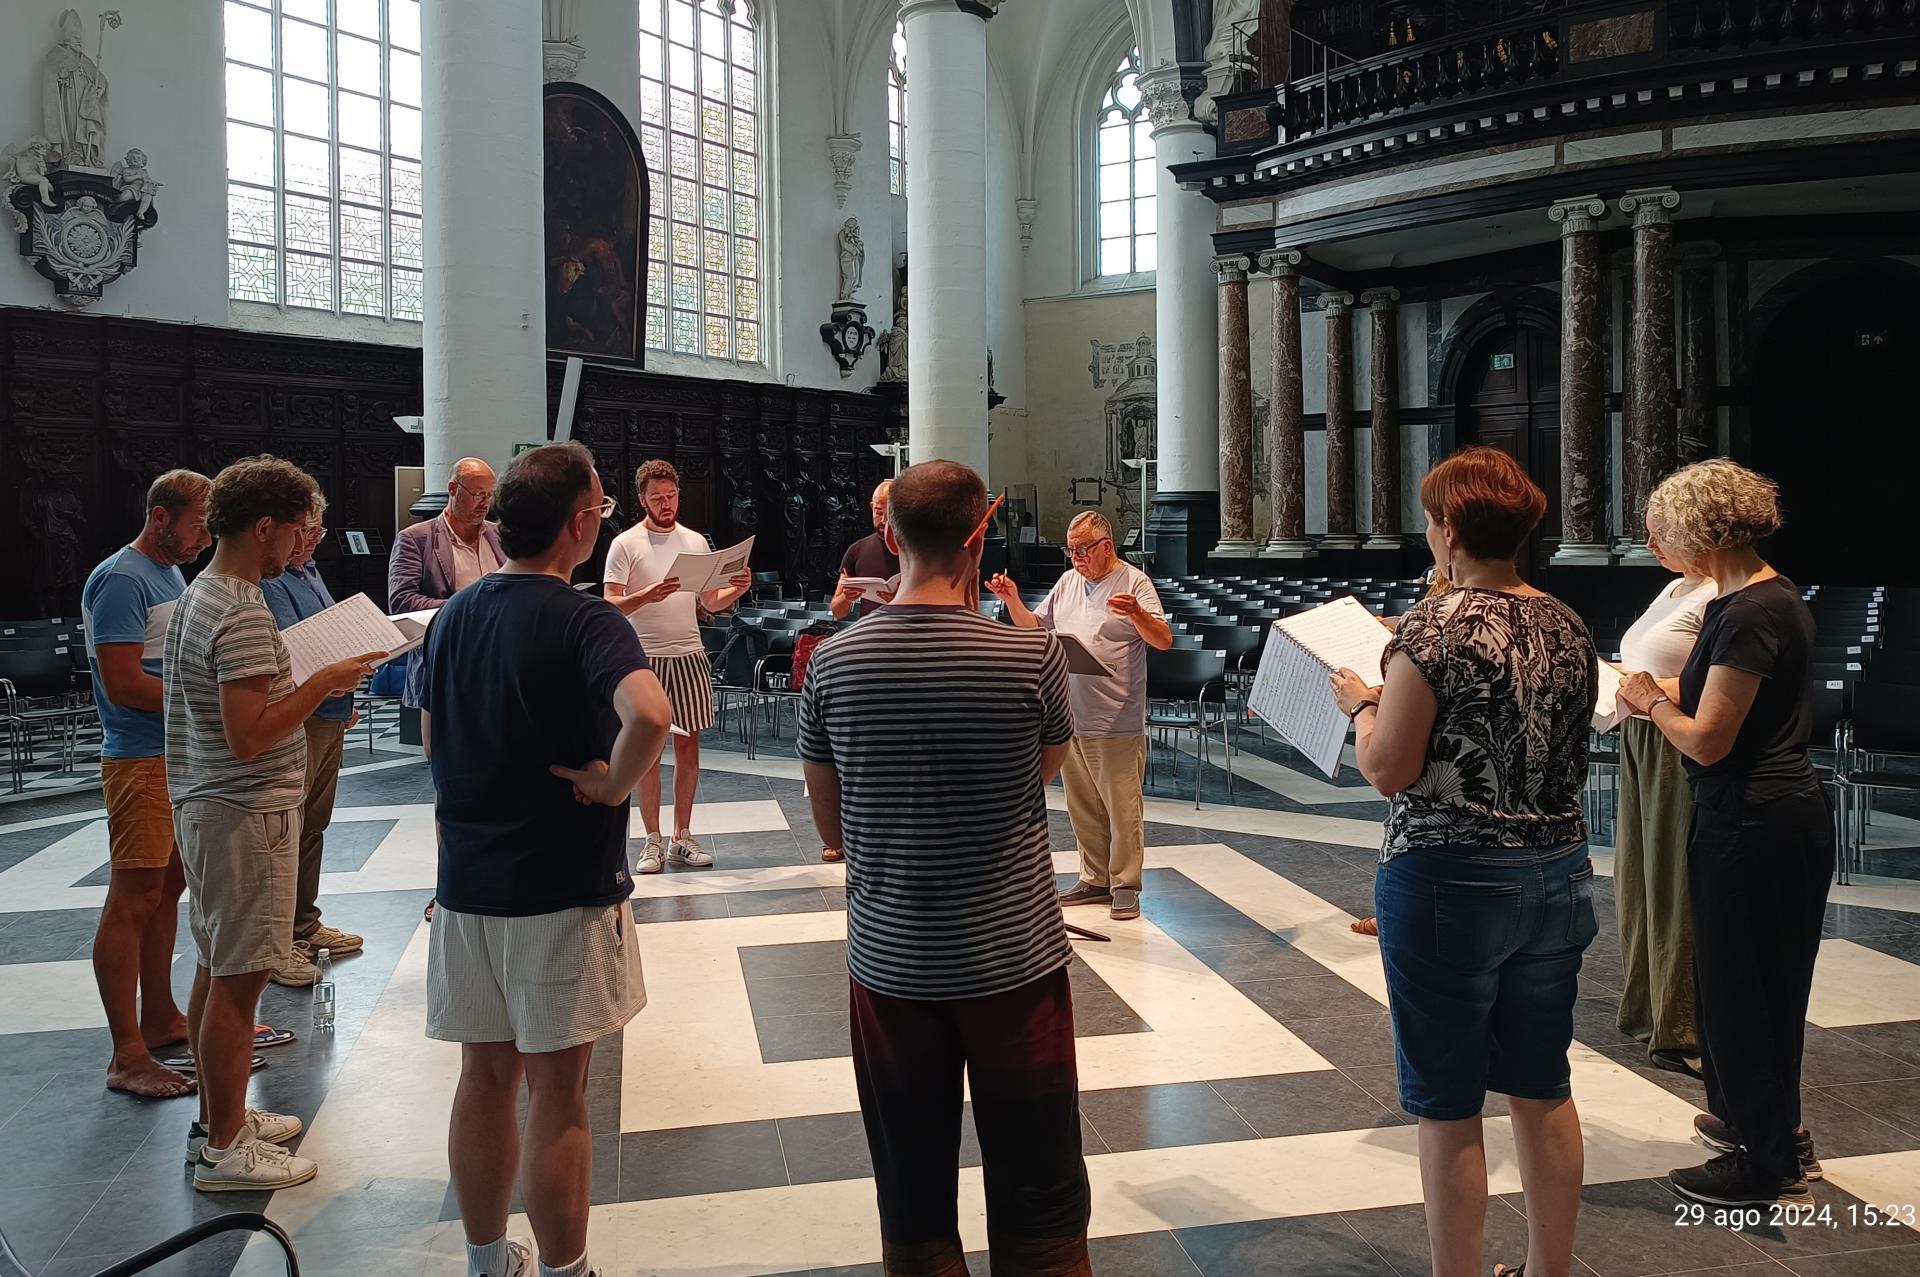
1062, 734, 1148, 892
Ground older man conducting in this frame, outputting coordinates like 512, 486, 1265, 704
988, 511, 1170, 921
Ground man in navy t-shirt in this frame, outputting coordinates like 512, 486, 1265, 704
421, 442, 670, 1277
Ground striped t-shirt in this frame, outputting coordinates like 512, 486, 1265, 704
796, 605, 1075, 1000
163, 572, 307, 811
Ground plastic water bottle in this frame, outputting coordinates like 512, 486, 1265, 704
311, 947, 336, 1032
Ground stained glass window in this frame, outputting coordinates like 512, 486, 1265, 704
641, 0, 762, 363
224, 0, 424, 322
887, 21, 907, 196
1094, 47, 1156, 279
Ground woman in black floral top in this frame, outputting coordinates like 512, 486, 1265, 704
1331, 447, 1598, 1277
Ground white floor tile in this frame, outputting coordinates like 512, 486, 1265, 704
0, 960, 108, 1033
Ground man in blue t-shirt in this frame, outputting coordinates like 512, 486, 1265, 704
261, 493, 363, 989
421, 442, 670, 1277
80, 469, 212, 1100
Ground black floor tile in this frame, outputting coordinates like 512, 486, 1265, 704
1831, 1021, 1920, 1072
1078, 1081, 1257, 1153
1799, 1026, 1919, 1087
1818, 1077, 1920, 1138
0, 1073, 51, 1130
740, 940, 847, 982
1067, 959, 1151, 1036
1186, 939, 1327, 983
1207, 1070, 1406, 1138
57, 1157, 268, 1260
1784, 1245, 1920, 1275
1238, 974, 1385, 1023
616, 1119, 788, 1201
778, 1109, 874, 1185
1285, 1013, 1399, 1070
1520, 1178, 1771, 1276
1083, 1230, 1203, 1275
727, 888, 830, 917
754, 1011, 850, 1064
1800, 1087, 1920, 1159
1174, 1214, 1399, 1276
746, 973, 848, 1019
1731, 1180, 1920, 1262
0, 1181, 109, 1271
1573, 996, 1645, 1051
0, 1069, 185, 1191
1339, 1197, 1577, 1277
627, 894, 730, 923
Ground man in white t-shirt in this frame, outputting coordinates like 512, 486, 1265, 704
988, 511, 1171, 921
604, 459, 751, 873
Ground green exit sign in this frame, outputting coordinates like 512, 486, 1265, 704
1489, 353, 1515, 371
513, 442, 544, 455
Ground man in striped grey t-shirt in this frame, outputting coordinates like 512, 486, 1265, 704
164, 456, 381, 1194
798, 460, 1089, 1275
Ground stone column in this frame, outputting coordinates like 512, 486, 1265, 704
422, 0, 548, 482
1321, 292, 1360, 549
1361, 288, 1401, 550
1617, 187, 1680, 563
1549, 196, 1614, 565
1214, 255, 1258, 556
903, 0, 996, 476
1678, 243, 1718, 466
1259, 249, 1311, 557
1140, 68, 1220, 574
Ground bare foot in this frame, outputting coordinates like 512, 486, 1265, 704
1350, 917, 1379, 937
106, 1057, 197, 1099
143, 1015, 189, 1051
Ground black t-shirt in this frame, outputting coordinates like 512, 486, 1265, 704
422, 572, 650, 916
1679, 574, 1818, 799
839, 532, 900, 618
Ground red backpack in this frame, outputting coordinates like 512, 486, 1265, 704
790, 621, 840, 693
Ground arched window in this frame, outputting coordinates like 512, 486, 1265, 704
639, 0, 763, 363
887, 21, 907, 196
223, 0, 425, 320
1093, 47, 1155, 279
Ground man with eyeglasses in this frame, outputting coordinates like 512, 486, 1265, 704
260, 492, 364, 988
421, 442, 671, 1277
389, 457, 505, 708
987, 511, 1170, 921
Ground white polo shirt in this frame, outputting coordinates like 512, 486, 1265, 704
1036, 561, 1165, 738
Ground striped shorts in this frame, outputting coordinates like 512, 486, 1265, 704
426, 900, 647, 1054
652, 651, 716, 734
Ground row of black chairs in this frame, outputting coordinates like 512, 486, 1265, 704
0, 617, 96, 792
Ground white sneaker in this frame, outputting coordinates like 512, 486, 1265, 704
194, 1123, 318, 1192
668, 833, 712, 868
473, 1236, 534, 1277
186, 1109, 304, 1162
637, 832, 666, 875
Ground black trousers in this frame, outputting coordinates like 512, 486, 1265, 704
1687, 777, 1833, 1179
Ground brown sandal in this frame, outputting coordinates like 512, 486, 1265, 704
821, 847, 844, 863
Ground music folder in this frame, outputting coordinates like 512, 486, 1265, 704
1245, 597, 1393, 779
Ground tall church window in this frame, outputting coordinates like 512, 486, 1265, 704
223, 0, 424, 320
887, 21, 907, 196
1094, 47, 1155, 278
640, 0, 763, 363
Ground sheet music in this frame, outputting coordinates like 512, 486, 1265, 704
1056, 633, 1116, 678
1245, 597, 1393, 779
840, 574, 899, 598
1592, 660, 1627, 733
281, 593, 412, 685
660, 536, 756, 594
142, 599, 178, 662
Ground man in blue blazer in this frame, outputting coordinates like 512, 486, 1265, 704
389, 458, 505, 706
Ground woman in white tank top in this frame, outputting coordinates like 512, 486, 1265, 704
1612, 535, 1717, 1076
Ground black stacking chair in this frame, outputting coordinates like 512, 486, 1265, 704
1834, 680, 1920, 882
1144, 647, 1232, 808
0, 646, 92, 792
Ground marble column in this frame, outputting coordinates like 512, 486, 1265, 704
1678, 244, 1718, 466
1361, 288, 1401, 550
1617, 187, 1680, 563
1140, 68, 1220, 574
1259, 249, 1311, 557
1549, 196, 1614, 565
422, 0, 548, 481
1215, 255, 1258, 556
903, 0, 996, 477
1321, 292, 1360, 549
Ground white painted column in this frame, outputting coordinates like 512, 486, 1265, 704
422, 0, 548, 481
1141, 71, 1219, 496
903, 0, 994, 476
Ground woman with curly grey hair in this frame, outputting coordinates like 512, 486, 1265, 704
1617, 459, 1831, 1209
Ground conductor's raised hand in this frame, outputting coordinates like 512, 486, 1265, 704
637, 578, 680, 605
550, 758, 621, 805
314, 652, 385, 695
984, 572, 1020, 602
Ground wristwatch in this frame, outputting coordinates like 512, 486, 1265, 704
1348, 698, 1379, 721
1647, 693, 1671, 712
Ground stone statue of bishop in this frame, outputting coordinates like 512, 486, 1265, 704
43, 9, 110, 170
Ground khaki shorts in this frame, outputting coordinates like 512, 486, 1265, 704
102, 755, 177, 870
426, 900, 647, 1054
177, 801, 300, 978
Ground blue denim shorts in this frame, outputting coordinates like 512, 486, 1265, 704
1375, 841, 1598, 1120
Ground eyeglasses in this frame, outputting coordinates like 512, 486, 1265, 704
587, 496, 617, 520
454, 480, 494, 504
1065, 538, 1111, 561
